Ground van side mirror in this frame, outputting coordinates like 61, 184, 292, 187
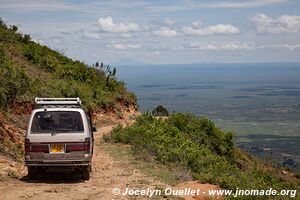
92, 127, 97, 132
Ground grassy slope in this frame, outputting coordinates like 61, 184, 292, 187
105, 113, 300, 200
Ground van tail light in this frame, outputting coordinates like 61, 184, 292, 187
30, 144, 49, 153
25, 139, 49, 153
25, 138, 30, 155
66, 138, 90, 153
84, 138, 90, 154
66, 144, 84, 152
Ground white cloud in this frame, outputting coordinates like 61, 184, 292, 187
191, 21, 203, 29
84, 31, 101, 39
186, 42, 300, 51
149, 51, 161, 56
0, 0, 152, 13
258, 44, 300, 50
250, 13, 300, 34
121, 33, 132, 38
193, 0, 288, 8
108, 43, 141, 50
0, 0, 76, 11
52, 38, 62, 44
97, 16, 141, 33
163, 18, 176, 26
147, 0, 288, 12
183, 22, 240, 36
31, 38, 44, 45
153, 27, 178, 37
187, 42, 255, 50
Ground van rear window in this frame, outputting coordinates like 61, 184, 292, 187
31, 111, 84, 133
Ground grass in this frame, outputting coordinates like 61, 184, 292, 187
99, 141, 185, 186
0, 138, 23, 161
98, 141, 184, 200
7, 170, 20, 179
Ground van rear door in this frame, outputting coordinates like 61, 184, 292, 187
26, 111, 90, 162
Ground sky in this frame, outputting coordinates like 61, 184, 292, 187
0, 0, 300, 65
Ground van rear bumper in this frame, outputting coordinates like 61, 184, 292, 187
25, 160, 91, 167
25, 153, 92, 166
25, 154, 92, 167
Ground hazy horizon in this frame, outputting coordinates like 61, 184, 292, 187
113, 60, 300, 66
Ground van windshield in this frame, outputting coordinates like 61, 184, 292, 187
31, 111, 84, 133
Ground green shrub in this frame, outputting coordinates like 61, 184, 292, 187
22, 34, 31, 43
0, 45, 32, 110
22, 43, 57, 72
0, 19, 22, 43
152, 105, 169, 116
106, 113, 298, 198
0, 66, 32, 109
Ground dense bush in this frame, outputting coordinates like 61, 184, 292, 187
0, 45, 32, 109
105, 113, 298, 199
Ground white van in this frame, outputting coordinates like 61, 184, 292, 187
25, 98, 95, 180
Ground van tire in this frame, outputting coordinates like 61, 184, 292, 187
82, 166, 90, 180
28, 167, 39, 180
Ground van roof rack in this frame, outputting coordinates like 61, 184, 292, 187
35, 97, 82, 108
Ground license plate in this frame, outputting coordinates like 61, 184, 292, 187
51, 144, 64, 153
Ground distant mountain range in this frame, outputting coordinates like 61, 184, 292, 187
112, 58, 147, 66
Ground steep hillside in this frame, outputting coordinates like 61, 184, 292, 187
0, 19, 136, 163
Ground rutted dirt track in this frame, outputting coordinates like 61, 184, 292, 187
0, 111, 221, 200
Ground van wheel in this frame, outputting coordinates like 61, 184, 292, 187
28, 167, 39, 180
82, 166, 90, 180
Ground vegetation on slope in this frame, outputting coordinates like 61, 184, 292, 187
105, 113, 299, 199
0, 19, 136, 111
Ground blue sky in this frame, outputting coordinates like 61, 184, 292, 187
0, 0, 300, 64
